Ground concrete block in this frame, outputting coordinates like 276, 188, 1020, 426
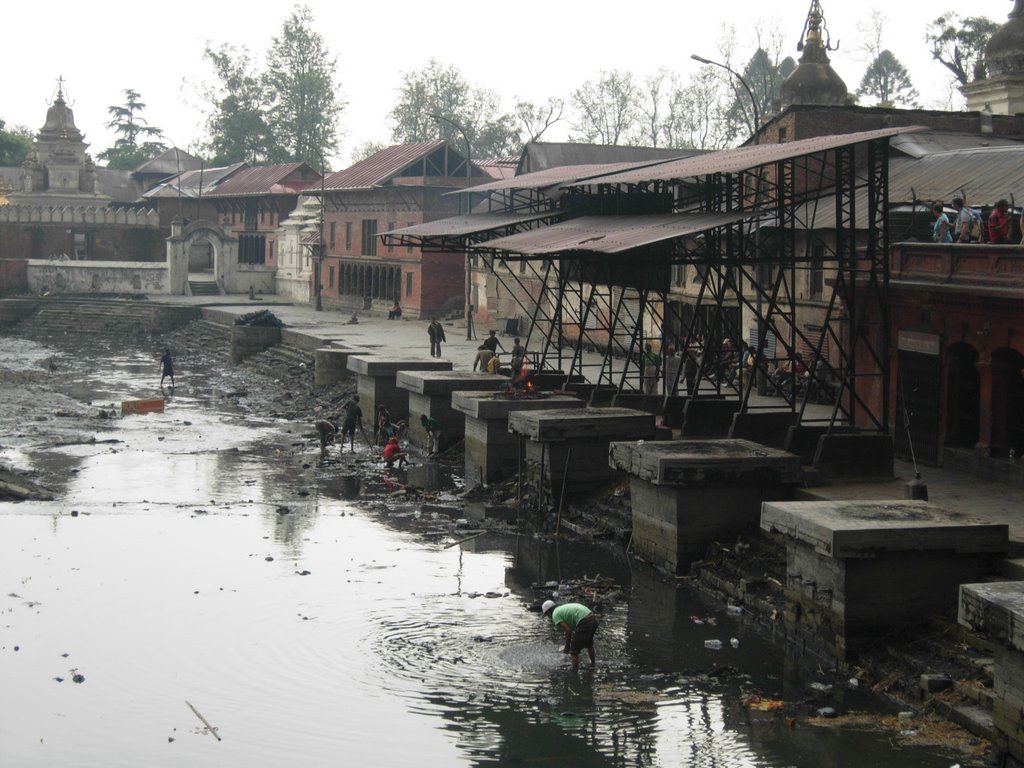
728, 411, 799, 449
682, 398, 741, 437
813, 433, 895, 480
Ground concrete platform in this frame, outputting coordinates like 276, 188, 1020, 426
396, 370, 505, 451
762, 499, 1008, 661
451, 391, 583, 487
508, 407, 657, 502
313, 346, 357, 386
960, 582, 1024, 764
347, 355, 453, 422
608, 439, 801, 573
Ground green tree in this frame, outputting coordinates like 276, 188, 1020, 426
661, 68, 733, 150
388, 59, 522, 158
723, 48, 795, 140
570, 70, 641, 145
97, 89, 165, 170
201, 44, 276, 165
857, 50, 919, 107
0, 119, 32, 166
927, 13, 1000, 85
349, 140, 389, 163
263, 4, 343, 165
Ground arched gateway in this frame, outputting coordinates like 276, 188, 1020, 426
165, 218, 237, 295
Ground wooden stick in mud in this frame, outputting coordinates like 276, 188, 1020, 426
186, 700, 222, 741
444, 531, 486, 549
555, 447, 572, 537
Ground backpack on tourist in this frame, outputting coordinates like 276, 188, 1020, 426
969, 208, 983, 241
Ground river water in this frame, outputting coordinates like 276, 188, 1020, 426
0, 333, 965, 767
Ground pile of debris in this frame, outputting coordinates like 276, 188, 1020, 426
234, 310, 284, 328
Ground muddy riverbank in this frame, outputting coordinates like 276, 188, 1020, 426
0, 320, 995, 766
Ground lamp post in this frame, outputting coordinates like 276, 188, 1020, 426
312, 148, 326, 312
431, 113, 474, 340
690, 54, 761, 142
691, 54, 766, 392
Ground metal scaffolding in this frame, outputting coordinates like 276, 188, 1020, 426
381, 127, 913, 432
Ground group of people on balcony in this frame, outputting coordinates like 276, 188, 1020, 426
933, 198, 1020, 244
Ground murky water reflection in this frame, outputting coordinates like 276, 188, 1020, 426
0, 333, 964, 766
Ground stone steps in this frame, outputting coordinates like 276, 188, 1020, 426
188, 280, 221, 296
17, 299, 200, 335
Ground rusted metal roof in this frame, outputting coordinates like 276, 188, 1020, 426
380, 212, 555, 239
142, 163, 245, 199
460, 158, 692, 195
321, 140, 489, 190
204, 163, 317, 197
469, 213, 751, 255
577, 126, 927, 187
798, 143, 1024, 228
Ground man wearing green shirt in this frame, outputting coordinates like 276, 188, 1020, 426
420, 414, 442, 456
542, 600, 599, 670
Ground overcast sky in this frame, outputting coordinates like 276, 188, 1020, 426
4, 0, 1016, 167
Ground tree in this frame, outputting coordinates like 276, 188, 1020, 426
857, 50, 919, 107
662, 69, 733, 150
388, 59, 522, 159
349, 140, 389, 163
926, 13, 1000, 85
263, 4, 343, 165
0, 119, 32, 167
570, 70, 641, 145
720, 48, 795, 141
201, 44, 276, 165
97, 89, 165, 170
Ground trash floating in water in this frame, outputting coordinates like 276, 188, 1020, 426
741, 696, 784, 711
726, 605, 743, 615
730, 637, 739, 648
704, 639, 723, 650
809, 682, 832, 693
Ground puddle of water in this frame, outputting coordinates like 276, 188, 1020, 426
0, 330, 969, 767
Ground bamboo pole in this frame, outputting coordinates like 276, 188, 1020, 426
186, 700, 222, 741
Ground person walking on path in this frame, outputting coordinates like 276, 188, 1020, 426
542, 600, 599, 671
428, 318, 446, 357
510, 337, 526, 378
989, 198, 1013, 244
932, 202, 952, 243
315, 418, 337, 461
160, 349, 175, 388
420, 414, 442, 456
340, 396, 363, 453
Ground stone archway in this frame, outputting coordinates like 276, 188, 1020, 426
165, 218, 237, 295
991, 347, 1024, 457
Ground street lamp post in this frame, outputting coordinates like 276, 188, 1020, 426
690, 54, 761, 141
431, 113, 474, 340
691, 54, 766, 392
312, 148, 326, 312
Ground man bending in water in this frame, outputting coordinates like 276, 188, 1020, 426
542, 600, 599, 671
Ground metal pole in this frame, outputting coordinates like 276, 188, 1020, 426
690, 54, 761, 142
315, 149, 325, 312
431, 113, 474, 340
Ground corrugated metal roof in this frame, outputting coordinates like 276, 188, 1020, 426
890, 131, 1023, 159
380, 212, 554, 238
134, 148, 204, 176
518, 141, 698, 174
799, 143, 1024, 228
141, 164, 244, 199
580, 126, 927, 187
204, 163, 317, 197
459, 158, 690, 195
320, 140, 489, 190
469, 213, 751, 255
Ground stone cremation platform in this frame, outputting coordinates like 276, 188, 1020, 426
313, 346, 357, 387
451, 391, 583, 487
960, 581, 1024, 764
509, 407, 657, 503
609, 439, 801, 574
347, 355, 453, 423
396, 371, 505, 452
762, 499, 1008, 662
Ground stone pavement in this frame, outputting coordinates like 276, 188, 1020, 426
149, 294, 1024, 545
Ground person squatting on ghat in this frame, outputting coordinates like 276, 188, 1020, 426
473, 330, 505, 371
542, 600, 599, 671
315, 417, 337, 461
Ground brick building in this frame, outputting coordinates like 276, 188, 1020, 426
310, 140, 487, 319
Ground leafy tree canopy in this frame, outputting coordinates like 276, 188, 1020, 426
97, 89, 166, 170
927, 13, 1000, 85
389, 59, 521, 159
570, 70, 641, 145
201, 44, 275, 165
857, 50, 919, 107
263, 4, 343, 165
0, 119, 32, 167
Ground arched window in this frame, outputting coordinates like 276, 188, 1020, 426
945, 342, 980, 448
